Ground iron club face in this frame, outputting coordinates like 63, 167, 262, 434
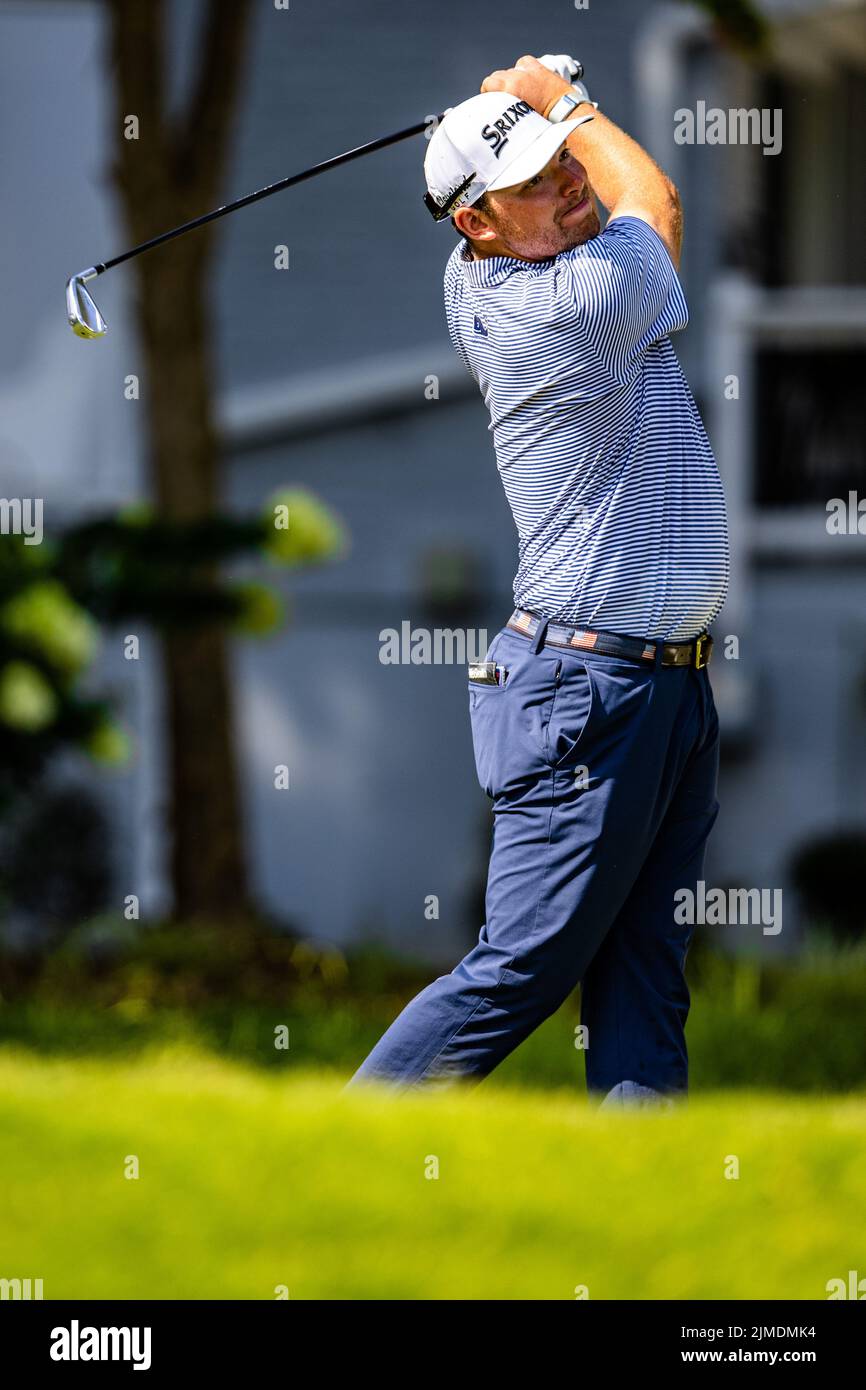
66, 268, 107, 338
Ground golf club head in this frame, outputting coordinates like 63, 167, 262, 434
66, 268, 107, 338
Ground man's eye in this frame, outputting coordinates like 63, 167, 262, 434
525, 174, 541, 190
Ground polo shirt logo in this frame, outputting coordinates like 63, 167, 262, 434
473, 314, 488, 336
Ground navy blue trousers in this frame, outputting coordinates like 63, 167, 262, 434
348, 620, 720, 1100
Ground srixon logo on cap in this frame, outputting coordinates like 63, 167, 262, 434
482, 100, 533, 159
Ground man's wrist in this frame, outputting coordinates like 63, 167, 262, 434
546, 90, 596, 123
540, 78, 576, 121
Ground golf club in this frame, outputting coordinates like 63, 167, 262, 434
66, 113, 446, 339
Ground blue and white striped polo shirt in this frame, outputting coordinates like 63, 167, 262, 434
443, 215, 729, 641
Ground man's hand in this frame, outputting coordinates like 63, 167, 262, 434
537, 54, 597, 111
480, 54, 573, 119
537, 53, 584, 85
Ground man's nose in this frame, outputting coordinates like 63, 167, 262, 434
556, 163, 586, 192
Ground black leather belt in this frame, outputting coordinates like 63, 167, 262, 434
506, 609, 714, 669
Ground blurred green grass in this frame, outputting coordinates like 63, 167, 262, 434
0, 1046, 863, 1299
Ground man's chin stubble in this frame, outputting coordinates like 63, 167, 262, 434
562, 210, 601, 247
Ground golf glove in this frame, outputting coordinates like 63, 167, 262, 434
536, 53, 597, 110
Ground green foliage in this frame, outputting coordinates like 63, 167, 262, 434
230, 582, 285, 636
1, 580, 98, 675
83, 721, 132, 765
0, 661, 59, 731
0, 916, 349, 1008
58, 500, 345, 627
0, 488, 346, 800
0, 539, 118, 802
263, 487, 349, 566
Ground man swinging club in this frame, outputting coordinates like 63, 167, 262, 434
348, 53, 729, 1107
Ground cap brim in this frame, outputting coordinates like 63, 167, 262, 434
485, 112, 594, 192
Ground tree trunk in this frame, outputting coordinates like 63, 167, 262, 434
139, 241, 250, 920
104, 0, 254, 922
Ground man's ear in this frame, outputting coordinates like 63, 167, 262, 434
454, 207, 497, 244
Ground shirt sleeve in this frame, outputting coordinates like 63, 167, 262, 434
556, 215, 689, 381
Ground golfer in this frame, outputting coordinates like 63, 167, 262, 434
348, 54, 729, 1106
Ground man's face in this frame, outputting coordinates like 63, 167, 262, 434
455, 144, 601, 260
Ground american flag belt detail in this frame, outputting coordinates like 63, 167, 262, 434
505, 610, 713, 670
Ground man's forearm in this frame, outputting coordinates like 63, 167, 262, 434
554, 102, 674, 215
551, 97, 682, 266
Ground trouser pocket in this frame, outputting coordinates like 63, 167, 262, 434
543, 658, 596, 769
468, 636, 560, 799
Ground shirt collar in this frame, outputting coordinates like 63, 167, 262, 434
458, 237, 553, 287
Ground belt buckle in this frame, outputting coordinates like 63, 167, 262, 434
694, 634, 712, 669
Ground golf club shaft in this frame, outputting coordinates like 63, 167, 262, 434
93, 114, 446, 277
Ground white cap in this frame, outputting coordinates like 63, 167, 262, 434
423, 91, 594, 222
